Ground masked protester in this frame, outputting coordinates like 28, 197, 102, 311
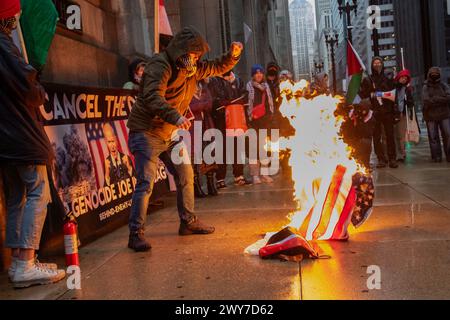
0, 0, 66, 288
422, 67, 450, 163
246, 64, 275, 185
266, 62, 282, 131
340, 99, 376, 169
123, 58, 146, 91
209, 70, 249, 188
126, 26, 243, 251
360, 57, 398, 169
394, 69, 415, 162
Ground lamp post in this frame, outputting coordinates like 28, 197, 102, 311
337, 0, 358, 43
369, 0, 380, 56
325, 30, 339, 94
314, 60, 324, 74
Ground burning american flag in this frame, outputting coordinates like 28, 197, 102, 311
246, 81, 374, 259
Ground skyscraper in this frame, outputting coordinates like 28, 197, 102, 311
269, 0, 294, 71
371, 0, 397, 70
289, 0, 316, 80
315, 0, 332, 74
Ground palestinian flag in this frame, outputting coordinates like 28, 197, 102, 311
20, 0, 58, 71
346, 40, 365, 105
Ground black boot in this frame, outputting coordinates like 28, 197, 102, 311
206, 172, 219, 196
179, 217, 215, 236
128, 231, 152, 252
193, 166, 207, 198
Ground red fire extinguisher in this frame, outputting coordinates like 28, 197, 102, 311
63, 216, 80, 267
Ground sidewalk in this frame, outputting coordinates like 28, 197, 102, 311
1, 139, 450, 300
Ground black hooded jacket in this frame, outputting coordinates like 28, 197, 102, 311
360, 57, 396, 114
127, 26, 241, 140
0, 32, 52, 165
422, 67, 450, 122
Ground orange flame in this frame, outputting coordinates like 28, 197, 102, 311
277, 80, 362, 239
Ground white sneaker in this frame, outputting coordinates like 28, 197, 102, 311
261, 175, 274, 184
8, 256, 58, 282
13, 260, 66, 289
253, 176, 262, 185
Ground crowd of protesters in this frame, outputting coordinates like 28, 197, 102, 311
2, 0, 450, 289
353, 56, 450, 169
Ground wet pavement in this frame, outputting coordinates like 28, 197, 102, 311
1, 138, 450, 300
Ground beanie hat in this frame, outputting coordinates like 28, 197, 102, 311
0, 0, 21, 20
266, 62, 279, 76
251, 64, 264, 77
394, 69, 411, 83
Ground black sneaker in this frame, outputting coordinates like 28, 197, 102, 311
389, 160, 399, 169
128, 231, 152, 252
179, 218, 215, 236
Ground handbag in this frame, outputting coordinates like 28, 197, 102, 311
251, 92, 267, 120
405, 104, 420, 144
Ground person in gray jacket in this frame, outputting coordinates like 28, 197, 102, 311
422, 67, 450, 162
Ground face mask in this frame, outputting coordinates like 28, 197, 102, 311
178, 54, 198, 78
430, 74, 440, 82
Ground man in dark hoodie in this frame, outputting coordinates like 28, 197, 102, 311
422, 67, 450, 162
360, 57, 398, 169
127, 26, 243, 251
0, 0, 66, 288
211, 70, 249, 188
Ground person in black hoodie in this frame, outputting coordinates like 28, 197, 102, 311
422, 67, 450, 162
210, 70, 249, 188
0, 1, 65, 288
340, 99, 376, 169
360, 57, 398, 169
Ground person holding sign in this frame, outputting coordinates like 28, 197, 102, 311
0, 0, 66, 288
126, 26, 243, 252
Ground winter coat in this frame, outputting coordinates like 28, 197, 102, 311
422, 67, 450, 122
189, 85, 214, 156
360, 57, 396, 114
246, 81, 274, 120
0, 32, 52, 165
189, 85, 215, 131
210, 76, 247, 131
127, 27, 241, 140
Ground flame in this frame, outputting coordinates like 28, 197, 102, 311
277, 80, 363, 239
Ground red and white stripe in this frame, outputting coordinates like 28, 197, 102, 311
296, 165, 356, 241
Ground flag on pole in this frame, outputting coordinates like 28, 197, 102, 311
19, 0, 58, 71
155, 0, 173, 53
346, 40, 366, 105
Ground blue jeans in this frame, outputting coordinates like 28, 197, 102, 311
426, 118, 450, 161
128, 131, 195, 233
3, 165, 50, 250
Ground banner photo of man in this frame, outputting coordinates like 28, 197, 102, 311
41, 84, 171, 244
